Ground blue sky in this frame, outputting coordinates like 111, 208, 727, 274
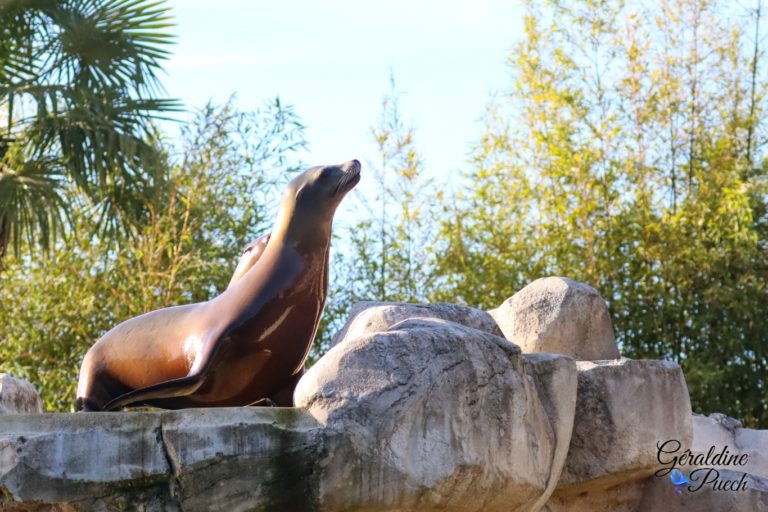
162, 0, 524, 182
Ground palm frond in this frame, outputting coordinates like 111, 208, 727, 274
20, 86, 176, 190
0, 1, 43, 83
0, 0, 178, 257
0, 148, 68, 256
40, 0, 175, 96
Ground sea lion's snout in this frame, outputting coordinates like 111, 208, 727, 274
336, 159, 361, 194
341, 159, 361, 173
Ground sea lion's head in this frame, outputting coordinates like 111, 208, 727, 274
275, 159, 361, 242
290, 159, 361, 211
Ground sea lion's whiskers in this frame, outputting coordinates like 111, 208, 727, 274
335, 171, 352, 195
336, 167, 359, 195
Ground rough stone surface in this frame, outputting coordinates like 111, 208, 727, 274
545, 479, 647, 512
522, 353, 579, 512
550, 358, 693, 509
638, 470, 768, 511
158, 408, 325, 511
330, 301, 504, 348
692, 413, 768, 480
636, 414, 768, 511
297, 317, 578, 512
489, 277, 619, 360
0, 411, 172, 509
0, 374, 43, 415
0, 408, 324, 511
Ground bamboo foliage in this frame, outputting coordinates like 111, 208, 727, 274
435, 0, 768, 426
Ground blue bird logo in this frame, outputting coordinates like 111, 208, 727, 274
670, 469, 690, 495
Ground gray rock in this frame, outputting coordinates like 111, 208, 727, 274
0, 410, 172, 509
0, 374, 43, 415
156, 408, 325, 511
0, 408, 324, 511
701, 412, 743, 430
330, 301, 504, 348
489, 277, 619, 360
692, 413, 768, 480
297, 317, 578, 512
550, 358, 693, 509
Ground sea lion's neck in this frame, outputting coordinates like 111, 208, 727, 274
270, 202, 333, 254
269, 232, 330, 259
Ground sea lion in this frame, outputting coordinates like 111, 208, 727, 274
76, 159, 361, 411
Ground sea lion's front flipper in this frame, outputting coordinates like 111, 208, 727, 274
228, 232, 272, 287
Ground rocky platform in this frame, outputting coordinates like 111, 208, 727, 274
0, 277, 764, 511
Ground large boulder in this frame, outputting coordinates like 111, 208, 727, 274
330, 301, 503, 348
547, 358, 693, 511
0, 374, 43, 415
489, 277, 619, 360
297, 317, 578, 512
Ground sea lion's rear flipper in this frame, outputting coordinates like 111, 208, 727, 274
101, 329, 229, 411
101, 374, 206, 411
267, 368, 305, 407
